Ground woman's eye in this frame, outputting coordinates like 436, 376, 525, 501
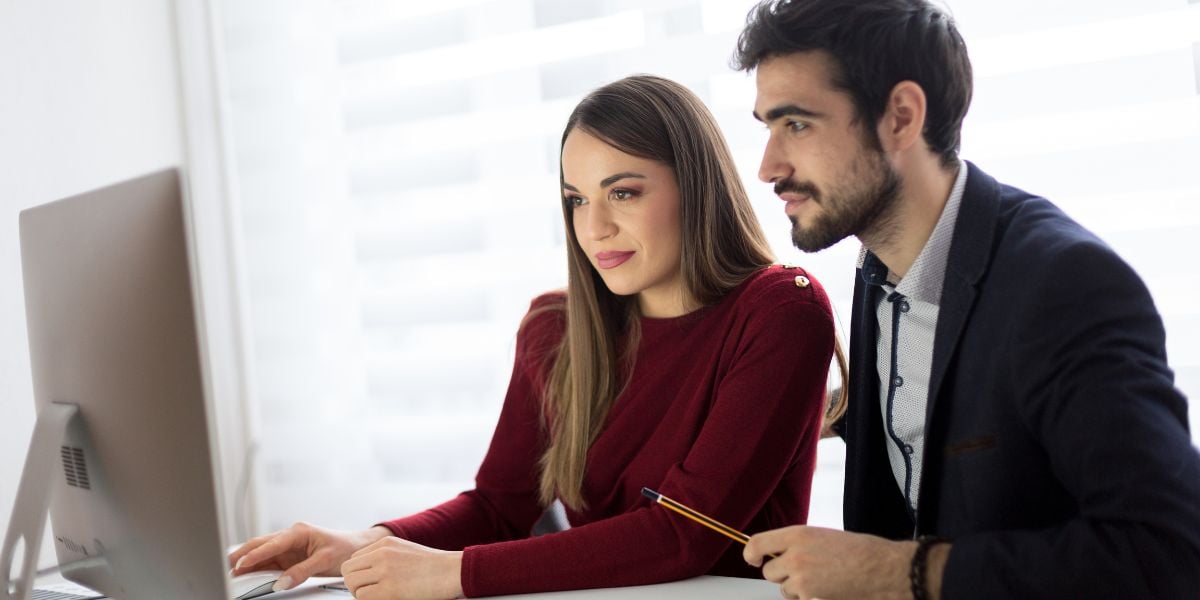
565, 195, 587, 208
611, 189, 635, 201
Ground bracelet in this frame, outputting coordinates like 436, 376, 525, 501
909, 535, 946, 600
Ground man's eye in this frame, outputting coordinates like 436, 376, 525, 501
787, 120, 809, 132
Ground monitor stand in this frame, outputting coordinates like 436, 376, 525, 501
1, 402, 80, 600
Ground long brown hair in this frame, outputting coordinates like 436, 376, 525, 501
535, 75, 846, 510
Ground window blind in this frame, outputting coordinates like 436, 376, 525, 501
215, 0, 1200, 535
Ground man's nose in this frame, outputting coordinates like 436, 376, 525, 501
758, 134, 791, 184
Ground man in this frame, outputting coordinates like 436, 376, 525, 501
734, 1, 1200, 598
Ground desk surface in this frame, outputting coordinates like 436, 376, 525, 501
36, 573, 778, 599
283, 576, 779, 599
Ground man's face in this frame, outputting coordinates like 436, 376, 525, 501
754, 51, 901, 252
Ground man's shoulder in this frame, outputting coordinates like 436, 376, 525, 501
964, 162, 1103, 258
986, 180, 1124, 280
968, 174, 1156, 326
945, 167, 1157, 336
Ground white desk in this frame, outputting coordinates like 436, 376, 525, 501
34, 574, 778, 599
280, 576, 779, 599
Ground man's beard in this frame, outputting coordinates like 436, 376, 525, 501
780, 148, 903, 253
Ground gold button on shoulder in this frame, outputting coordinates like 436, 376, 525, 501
782, 263, 799, 269
794, 275, 810, 288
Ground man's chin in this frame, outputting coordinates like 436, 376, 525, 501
791, 225, 844, 253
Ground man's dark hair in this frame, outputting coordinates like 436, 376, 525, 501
734, 0, 972, 168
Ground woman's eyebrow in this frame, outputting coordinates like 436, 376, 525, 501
599, 172, 647, 188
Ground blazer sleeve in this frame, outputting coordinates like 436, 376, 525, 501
941, 240, 1200, 599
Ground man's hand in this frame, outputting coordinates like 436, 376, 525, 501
744, 525, 927, 600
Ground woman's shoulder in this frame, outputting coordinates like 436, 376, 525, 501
722, 266, 835, 347
734, 264, 831, 310
516, 290, 567, 357
527, 289, 567, 313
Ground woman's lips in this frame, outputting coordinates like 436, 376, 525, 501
595, 250, 636, 269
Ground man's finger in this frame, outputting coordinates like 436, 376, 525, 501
780, 578, 802, 600
745, 526, 803, 567
761, 548, 797, 583
744, 534, 768, 567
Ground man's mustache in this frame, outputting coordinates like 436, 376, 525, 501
774, 179, 821, 202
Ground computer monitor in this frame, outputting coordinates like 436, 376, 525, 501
2, 169, 231, 599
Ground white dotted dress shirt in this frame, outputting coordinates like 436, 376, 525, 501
856, 163, 968, 518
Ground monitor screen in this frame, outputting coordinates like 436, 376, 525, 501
14, 168, 230, 599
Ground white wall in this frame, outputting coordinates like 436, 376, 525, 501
0, 0, 185, 569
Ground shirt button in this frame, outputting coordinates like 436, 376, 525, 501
892, 375, 904, 387
904, 444, 914, 455
899, 300, 910, 313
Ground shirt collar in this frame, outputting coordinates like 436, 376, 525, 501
857, 162, 969, 304
857, 246, 891, 287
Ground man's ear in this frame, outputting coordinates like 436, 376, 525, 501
875, 80, 927, 154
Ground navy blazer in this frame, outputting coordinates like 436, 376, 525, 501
843, 162, 1200, 598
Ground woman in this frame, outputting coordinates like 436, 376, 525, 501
229, 75, 846, 599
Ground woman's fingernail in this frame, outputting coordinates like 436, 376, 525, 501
272, 575, 293, 592
235, 556, 247, 570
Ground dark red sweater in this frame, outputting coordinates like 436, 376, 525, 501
380, 265, 834, 597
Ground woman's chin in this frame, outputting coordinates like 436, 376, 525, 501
597, 277, 639, 298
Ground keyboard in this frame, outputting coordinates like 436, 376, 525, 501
31, 579, 351, 598
31, 582, 105, 599
32, 592, 103, 600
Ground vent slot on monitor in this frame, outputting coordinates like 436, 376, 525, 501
60, 445, 91, 490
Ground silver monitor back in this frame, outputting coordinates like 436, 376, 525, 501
17, 168, 229, 599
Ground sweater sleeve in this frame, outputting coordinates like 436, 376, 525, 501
378, 296, 561, 550
941, 241, 1200, 599
459, 294, 834, 597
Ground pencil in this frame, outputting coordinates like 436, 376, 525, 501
642, 487, 774, 557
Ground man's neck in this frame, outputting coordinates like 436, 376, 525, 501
861, 161, 959, 280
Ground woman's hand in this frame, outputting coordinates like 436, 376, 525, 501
228, 523, 392, 591
341, 537, 464, 600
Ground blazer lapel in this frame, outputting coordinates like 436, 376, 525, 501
925, 162, 1001, 427
912, 162, 1002, 533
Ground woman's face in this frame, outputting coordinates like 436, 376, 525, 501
561, 128, 687, 318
